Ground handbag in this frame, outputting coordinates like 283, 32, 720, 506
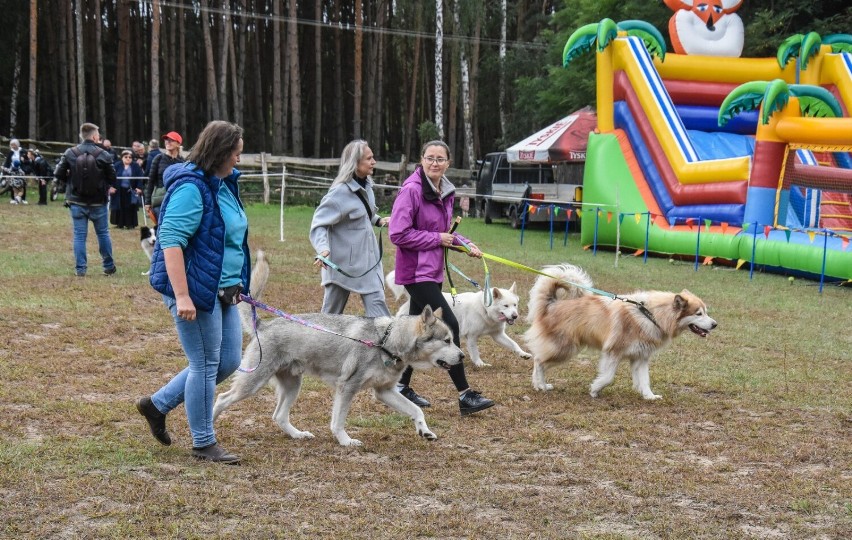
129, 189, 140, 206
151, 186, 167, 207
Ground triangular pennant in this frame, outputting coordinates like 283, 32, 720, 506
742, 222, 750, 232
736, 259, 747, 270
842, 236, 850, 251
721, 222, 729, 234
606, 211, 613, 223
668, 217, 677, 228
577, 209, 583, 218
553, 207, 559, 216
784, 229, 791, 242
546, 206, 551, 216
633, 249, 644, 256
704, 218, 712, 231
634, 213, 641, 224
764, 225, 771, 239
807, 231, 816, 243
529, 205, 537, 214
619, 213, 626, 224
566, 209, 573, 219
685, 218, 694, 230
597, 209, 603, 217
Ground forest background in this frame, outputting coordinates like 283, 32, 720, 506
1, 0, 851, 168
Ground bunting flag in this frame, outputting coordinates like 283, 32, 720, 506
577, 209, 583, 218
619, 213, 626, 224
566, 208, 573, 219
704, 218, 712, 231
634, 213, 642, 224
546, 206, 551, 216
553, 207, 559, 216
529, 205, 538, 214
736, 259, 747, 270
807, 231, 816, 243
842, 236, 850, 251
685, 218, 694, 229
784, 229, 791, 242
668, 217, 677, 228
702, 256, 713, 266
721, 222, 729, 234
597, 209, 603, 217
764, 225, 771, 239
606, 211, 613, 223
742, 222, 750, 232
634, 248, 645, 256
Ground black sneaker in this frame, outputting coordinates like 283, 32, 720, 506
103, 266, 117, 276
399, 386, 431, 408
459, 390, 495, 416
192, 443, 240, 464
136, 396, 172, 446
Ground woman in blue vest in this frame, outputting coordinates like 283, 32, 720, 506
136, 121, 251, 464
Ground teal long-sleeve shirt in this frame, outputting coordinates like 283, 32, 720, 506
157, 179, 248, 288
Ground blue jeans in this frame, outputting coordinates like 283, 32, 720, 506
69, 203, 114, 275
151, 295, 243, 448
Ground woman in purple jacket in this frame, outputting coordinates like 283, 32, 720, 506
388, 140, 495, 416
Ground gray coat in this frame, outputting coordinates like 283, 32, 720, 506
309, 178, 385, 294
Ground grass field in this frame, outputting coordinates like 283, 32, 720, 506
1, 200, 850, 539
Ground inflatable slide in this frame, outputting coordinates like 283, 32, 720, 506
567, 21, 852, 281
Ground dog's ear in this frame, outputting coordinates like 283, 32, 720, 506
673, 294, 688, 311
421, 305, 440, 325
492, 287, 501, 299
509, 282, 516, 293
433, 307, 443, 319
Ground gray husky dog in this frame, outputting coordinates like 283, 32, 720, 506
213, 251, 465, 447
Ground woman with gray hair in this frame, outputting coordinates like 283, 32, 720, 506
309, 139, 391, 317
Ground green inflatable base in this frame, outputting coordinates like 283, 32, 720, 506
579, 133, 852, 280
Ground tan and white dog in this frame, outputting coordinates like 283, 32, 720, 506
524, 264, 717, 400
387, 270, 531, 367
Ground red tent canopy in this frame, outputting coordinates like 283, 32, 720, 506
506, 106, 597, 163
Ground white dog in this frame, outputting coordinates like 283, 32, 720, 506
387, 271, 531, 367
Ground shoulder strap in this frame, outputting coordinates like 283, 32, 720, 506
354, 188, 373, 220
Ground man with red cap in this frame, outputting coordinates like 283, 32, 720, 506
145, 131, 185, 220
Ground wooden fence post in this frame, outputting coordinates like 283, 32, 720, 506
261, 152, 270, 204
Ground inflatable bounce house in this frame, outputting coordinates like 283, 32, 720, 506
564, 0, 852, 284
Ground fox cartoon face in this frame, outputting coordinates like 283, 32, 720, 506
664, 0, 745, 57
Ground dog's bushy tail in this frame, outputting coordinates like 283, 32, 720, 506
239, 250, 270, 334
526, 264, 593, 323
385, 270, 408, 302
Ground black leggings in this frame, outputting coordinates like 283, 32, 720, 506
397, 281, 469, 392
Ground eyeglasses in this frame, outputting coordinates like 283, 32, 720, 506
423, 156, 448, 165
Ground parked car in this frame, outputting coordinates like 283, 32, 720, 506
473, 152, 584, 228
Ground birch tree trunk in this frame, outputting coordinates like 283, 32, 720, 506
434, 0, 444, 138
10, 49, 20, 137
287, 0, 302, 155
74, 0, 86, 127
199, 0, 220, 120
353, 0, 363, 139
499, 0, 508, 138
151, 0, 161, 137
272, 0, 283, 152
453, 1, 474, 170
28, 0, 38, 138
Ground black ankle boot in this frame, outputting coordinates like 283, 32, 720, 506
136, 396, 172, 446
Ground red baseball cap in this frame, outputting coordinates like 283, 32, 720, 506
162, 131, 183, 145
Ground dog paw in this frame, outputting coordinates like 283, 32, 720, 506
518, 351, 532, 359
418, 429, 437, 441
589, 389, 600, 398
472, 360, 491, 368
534, 383, 553, 391
339, 438, 363, 447
292, 430, 315, 439
642, 393, 662, 401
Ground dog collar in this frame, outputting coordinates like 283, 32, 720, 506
378, 323, 402, 367
621, 298, 661, 330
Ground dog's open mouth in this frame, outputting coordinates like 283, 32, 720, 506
436, 360, 452, 370
689, 324, 709, 337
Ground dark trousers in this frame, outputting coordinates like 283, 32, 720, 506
397, 281, 469, 392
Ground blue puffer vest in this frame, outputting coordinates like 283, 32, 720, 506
149, 162, 251, 313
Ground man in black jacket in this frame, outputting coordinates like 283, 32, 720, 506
54, 122, 119, 277
27, 148, 52, 205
